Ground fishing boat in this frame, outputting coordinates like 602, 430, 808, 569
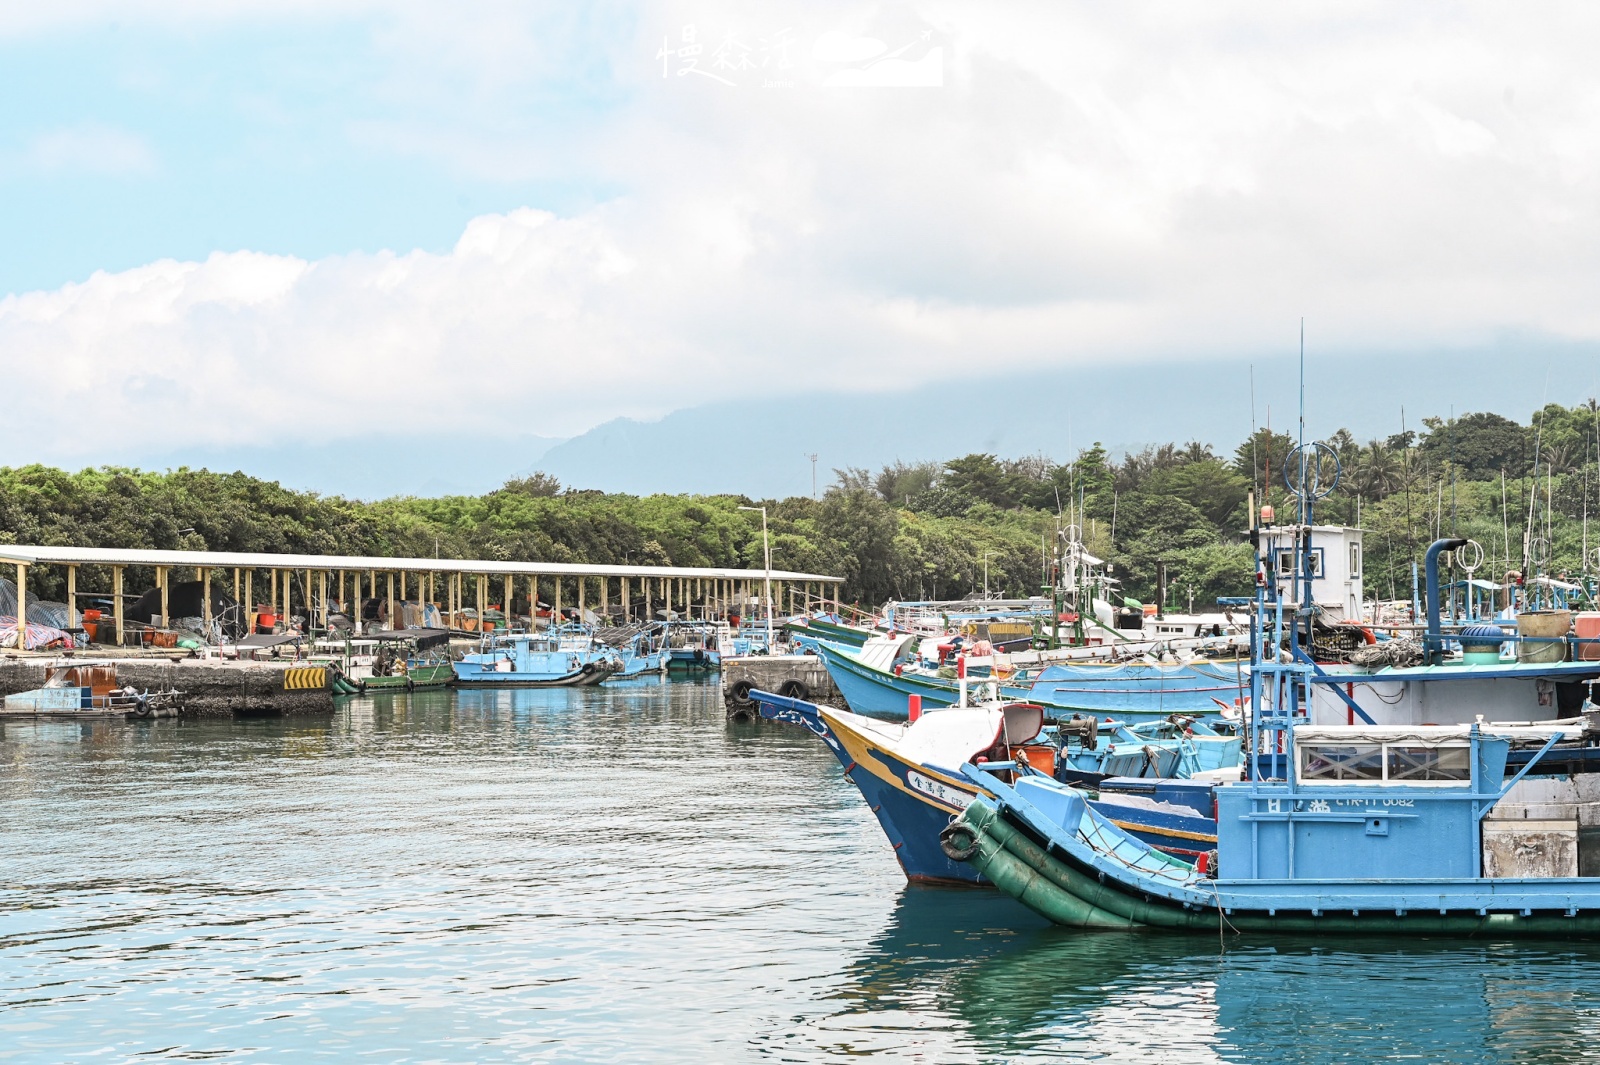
316, 629, 455, 694
813, 636, 1248, 722
946, 717, 1600, 936
756, 689, 1241, 884
663, 620, 727, 673
453, 627, 622, 687
784, 612, 876, 649
613, 626, 668, 678
937, 436, 1600, 936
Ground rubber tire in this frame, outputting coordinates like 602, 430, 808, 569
778, 679, 810, 702
940, 822, 979, 862
727, 679, 755, 707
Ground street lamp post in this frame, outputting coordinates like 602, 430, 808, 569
739, 505, 774, 652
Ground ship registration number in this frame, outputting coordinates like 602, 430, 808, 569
907, 770, 972, 810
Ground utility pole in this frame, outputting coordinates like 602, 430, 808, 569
739, 505, 774, 651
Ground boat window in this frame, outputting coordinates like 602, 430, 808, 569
1299, 744, 1384, 781
1385, 745, 1471, 782
1349, 542, 1362, 577
1299, 742, 1472, 784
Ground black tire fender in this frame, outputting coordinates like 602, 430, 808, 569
727, 679, 755, 706
939, 822, 980, 863
777, 679, 810, 702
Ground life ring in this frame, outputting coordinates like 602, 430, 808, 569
939, 822, 979, 862
778, 679, 810, 702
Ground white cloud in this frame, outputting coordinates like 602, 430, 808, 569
10, 1, 1600, 457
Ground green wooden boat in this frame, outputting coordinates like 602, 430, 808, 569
315, 630, 456, 694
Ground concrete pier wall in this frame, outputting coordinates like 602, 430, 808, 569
0, 658, 333, 716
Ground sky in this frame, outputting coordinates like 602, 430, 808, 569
4, 2, 1600, 496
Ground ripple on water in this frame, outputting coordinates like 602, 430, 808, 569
5, 683, 1600, 1063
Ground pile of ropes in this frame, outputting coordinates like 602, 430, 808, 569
1348, 637, 1425, 670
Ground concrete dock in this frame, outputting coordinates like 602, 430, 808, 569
0, 653, 333, 717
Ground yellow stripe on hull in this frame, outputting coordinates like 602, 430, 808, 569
820, 709, 976, 815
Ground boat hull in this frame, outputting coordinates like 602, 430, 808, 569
452, 664, 615, 687
953, 794, 1600, 937
757, 695, 980, 883
816, 641, 1243, 723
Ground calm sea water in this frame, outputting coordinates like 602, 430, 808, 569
6, 680, 1600, 1063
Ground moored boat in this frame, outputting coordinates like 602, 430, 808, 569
946, 718, 1600, 936
453, 629, 622, 687
756, 689, 1241, 884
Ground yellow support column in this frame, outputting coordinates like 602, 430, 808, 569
114, 565, 125, 646
387, 571, 396, 629
554, 577, 563, 622
157, 565, 169, 632
476, 575, 485, 632
14, 562, 26, 648
66, 565, 77, 630
504, 574, 513, 627
202, 567, 212, 636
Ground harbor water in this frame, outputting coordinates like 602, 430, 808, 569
5, 681, 1600, 1063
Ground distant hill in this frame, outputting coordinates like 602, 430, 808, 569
534, 341, 1600, 497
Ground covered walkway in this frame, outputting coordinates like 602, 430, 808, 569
0, 545, 843, 646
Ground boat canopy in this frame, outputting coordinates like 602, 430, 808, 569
894, 704, 1043, 768
1293, 723, 1572, 746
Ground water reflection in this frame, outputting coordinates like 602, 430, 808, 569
812, 886, 1600, 1063
4, 686, 1600, 1063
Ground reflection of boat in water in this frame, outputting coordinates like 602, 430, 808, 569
835, 889, 1600, 1062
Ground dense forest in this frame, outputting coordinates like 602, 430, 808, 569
2, 401, 1597, 611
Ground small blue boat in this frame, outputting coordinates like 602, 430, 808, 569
613, 627, 668, 678
453, 626, 622, 687
664, 621, 723, 673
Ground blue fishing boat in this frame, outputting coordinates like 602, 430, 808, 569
453, 626, 623, 687
664, 620, 725, 673
947, 718, 1600, 935
755, 689, 1241, 884
815, 637, 1246, 722
938, 438, 1600, 935
612, 626, 668, 678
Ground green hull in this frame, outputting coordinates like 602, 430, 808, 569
954, 800, 1600, 939
333, 662, 454, 695
786, 618, 873, 648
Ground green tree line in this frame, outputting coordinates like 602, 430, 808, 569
2, 400, 1597, 610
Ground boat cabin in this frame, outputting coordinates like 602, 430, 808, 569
1257, 524, 1364, 624
1219, 722, 1581, 881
